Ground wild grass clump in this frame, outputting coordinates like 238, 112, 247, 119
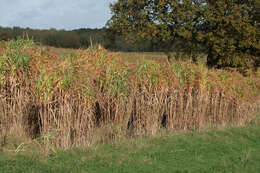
0, 39, 259, 149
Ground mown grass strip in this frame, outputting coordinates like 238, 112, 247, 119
1, 124, 260, 173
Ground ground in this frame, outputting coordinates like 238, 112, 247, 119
1, 123, 260, 173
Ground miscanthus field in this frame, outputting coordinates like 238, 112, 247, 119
0, 39, 259, 172
0, 39, 259, 148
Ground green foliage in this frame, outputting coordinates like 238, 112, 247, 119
5, 40, 33, 69
204, 0, 260, 71
108, 0, 260, 71
35, 67, 56, 101
104, 64, 130, 97
0, 39, 35, 83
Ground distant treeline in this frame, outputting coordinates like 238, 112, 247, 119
0, 26, 160, 52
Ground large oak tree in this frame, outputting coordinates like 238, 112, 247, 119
108, 0, 260, 70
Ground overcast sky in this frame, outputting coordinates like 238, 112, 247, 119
0, 0, 116, 30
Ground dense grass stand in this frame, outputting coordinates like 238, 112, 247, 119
0, 39, 259, 150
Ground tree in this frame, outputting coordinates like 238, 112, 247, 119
59, 31, 81, 49
0, 29, 12, 41
203, 0, 259, 70
108, 0, 260, 70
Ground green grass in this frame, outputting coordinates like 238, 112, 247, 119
1, 124, 260, 173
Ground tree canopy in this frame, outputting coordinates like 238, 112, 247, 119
108, 0, 260, 71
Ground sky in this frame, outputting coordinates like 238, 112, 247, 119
0, 0, 116, 30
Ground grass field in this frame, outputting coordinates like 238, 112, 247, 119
1, 123, 260, 173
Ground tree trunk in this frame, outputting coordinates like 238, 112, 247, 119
206, 47, 219, 68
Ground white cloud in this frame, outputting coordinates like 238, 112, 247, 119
0, 0, 115, 30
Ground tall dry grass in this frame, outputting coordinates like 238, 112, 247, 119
0, 39, 259, 149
